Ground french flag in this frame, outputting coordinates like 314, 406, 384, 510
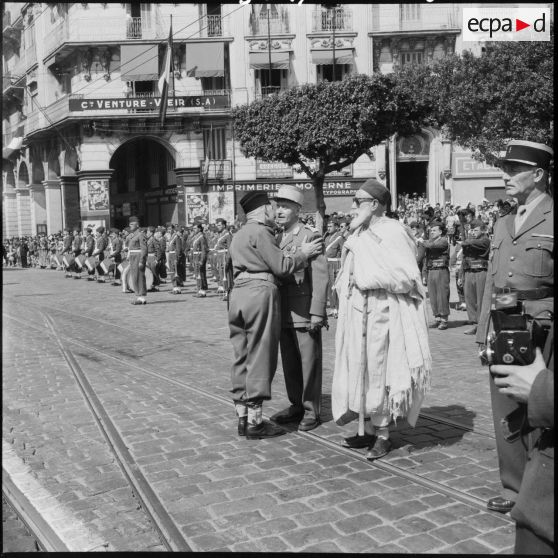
159, 19, 173, 126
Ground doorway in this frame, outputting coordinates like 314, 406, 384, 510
396, 161, 428, 198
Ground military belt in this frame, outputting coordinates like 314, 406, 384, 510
494, 287, 553, 300
427, 258, 448, 270
129, 249, 141, 253
235, 271, 278, 286
327, 257, 341, 262
166, 251, 176, 254
465, 259, 488, 272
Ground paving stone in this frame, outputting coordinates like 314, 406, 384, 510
366, 524, 404, 544
430, 522, 483, 544
335, 512, 383, 534
450, 538, 496, 553
397, 533, 447, 552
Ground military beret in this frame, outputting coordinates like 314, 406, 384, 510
128, 215, 139, 224
470, 219, 485, 229
499, 140, 553, 170
409, 221, 419, 229
86, 227, 92, 233
327, 218, 339, 226
358, 178, 391, 207
109, 228, 120, 235
239, 191, 270, 214
96, 226, 105, 234
430, 220, 445, 230
215, 218, 227, 225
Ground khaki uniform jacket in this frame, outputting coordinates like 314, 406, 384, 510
476, 194, 553, 344
324, 231, 344, 259
277, 223, 328, 327
127, 230, 148, 264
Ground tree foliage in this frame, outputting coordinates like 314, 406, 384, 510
232, 74, 431, 228
396, 37, 553, 163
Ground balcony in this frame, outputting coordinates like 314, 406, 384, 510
370, 4, 460, 34
200, 160, 233, 180
249, 12, 290, 35
43, 14, 162, 63
312, 8, 353, 32
205, 15, 222, 37
256, 86, 283, 99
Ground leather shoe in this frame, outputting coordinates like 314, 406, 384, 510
464, 326, 477, 335
365, 437, 392, 460
237, 417, 247, 437
429, 321, 441, 329
271, 406, 304, 424
342, 433, 376, 449
246, 421, 286, 440
437, 321, 448, 330
298, 416, 321, 431
487, 497, 515, 513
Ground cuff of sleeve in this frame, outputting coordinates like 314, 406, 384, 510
527, 369, 554, 429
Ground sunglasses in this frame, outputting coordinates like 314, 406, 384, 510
352, 197, 376, 207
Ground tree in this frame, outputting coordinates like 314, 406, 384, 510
232, 74, 430, 231
396, 37, 553, 164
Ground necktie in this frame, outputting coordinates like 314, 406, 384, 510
515, 206, 527, 232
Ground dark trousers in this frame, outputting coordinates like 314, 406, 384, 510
489, 372, 528, 501
279, 327, 322, 419
197, 260, 208, 290
128, 253, 147, 296
229, 280, 280, 403
427, 268, 450, 318
147, 254, 159, 285
177, 254, 186, 283
515, 525, 554, 555
166, 252, 180, 287
464, 270, 487, 323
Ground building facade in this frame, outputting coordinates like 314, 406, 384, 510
3, 2, 509, 236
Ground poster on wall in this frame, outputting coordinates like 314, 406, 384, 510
185, 193, 209, 225
79, 179, 109, 212
208, 192, 235, 224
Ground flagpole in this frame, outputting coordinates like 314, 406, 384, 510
170, 15, 175, 100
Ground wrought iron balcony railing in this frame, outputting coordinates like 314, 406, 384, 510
249, 13, 290, 35
199, 159, 232, 180
312, 8, 353, 32
206, 15, 222, 37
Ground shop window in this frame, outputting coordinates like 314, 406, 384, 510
201, 76, 226, 95
256, 69, 286, 96
317, 64, 350, 83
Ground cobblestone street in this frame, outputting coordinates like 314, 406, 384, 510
3, 267, 515, 553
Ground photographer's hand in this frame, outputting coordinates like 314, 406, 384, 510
490, 348, 546, 404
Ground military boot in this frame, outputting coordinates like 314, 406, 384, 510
235, 402, 248, 436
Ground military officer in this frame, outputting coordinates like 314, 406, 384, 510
82, 227, 96, 280
145, 226, 160, 291
213, 218, 233, 298
60, 228, 73, 278
126, 216, 148, 305
71, 228, 83, 279
323, 218, 344, 318
476, 140, 554, 526
270, 185, 328, 431
92, 226, 109, 282
418, 221, 451, 330
228, 191, 324, 439
166, 224, 183, 294
191, 224, 209, 297
108, 228, 123, 286
459, 219, 491, 335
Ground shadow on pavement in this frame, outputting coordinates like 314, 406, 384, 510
447, 319, 471, 329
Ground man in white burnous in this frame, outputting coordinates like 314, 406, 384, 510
332, 179, 432, 460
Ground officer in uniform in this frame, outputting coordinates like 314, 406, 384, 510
71, 228, 83, 279
270, 185, 328, 431
145, 226, 160, 291
92, 226, 109, 282
418, 220, 451, 329
177, 226, 188, 285
191, 224, 209, 297
166, 224, 183, 294
60, 228, 73, 278
108, 228, 123, 286
127, 216, 148, 305
476, 140, 554, 525
212, 218, 233, 298
459, 219, 491, 335
82, 227, 95, 280
323, 218, 344, 318
228, 191, 324, 439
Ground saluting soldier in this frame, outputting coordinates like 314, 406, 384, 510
191, 224, 209, 298
476, 141, 554, 531
165, 224, 183, 294
459, 219, 490, 335
323, 218, 345, 318
61, 228, 73, 278
108, 228, 123, 286
127, 216, 148, 305
271, 185, 328, 431
213, 218, 233, 298
418, 220, 451, 330
228, 191, 324, 439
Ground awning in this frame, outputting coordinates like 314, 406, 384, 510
249, 51, 290, 70
2, 137, 23, 160
120, 44, 159, 81
185, 42, 225, 78
311, 48, 354, 65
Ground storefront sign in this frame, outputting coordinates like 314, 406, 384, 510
255, 160, 293, 179
452, 153, 502, 178
69, 95, 229, 111
209, 179, 360, 197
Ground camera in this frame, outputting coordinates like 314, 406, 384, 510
480, 309, 535, 366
